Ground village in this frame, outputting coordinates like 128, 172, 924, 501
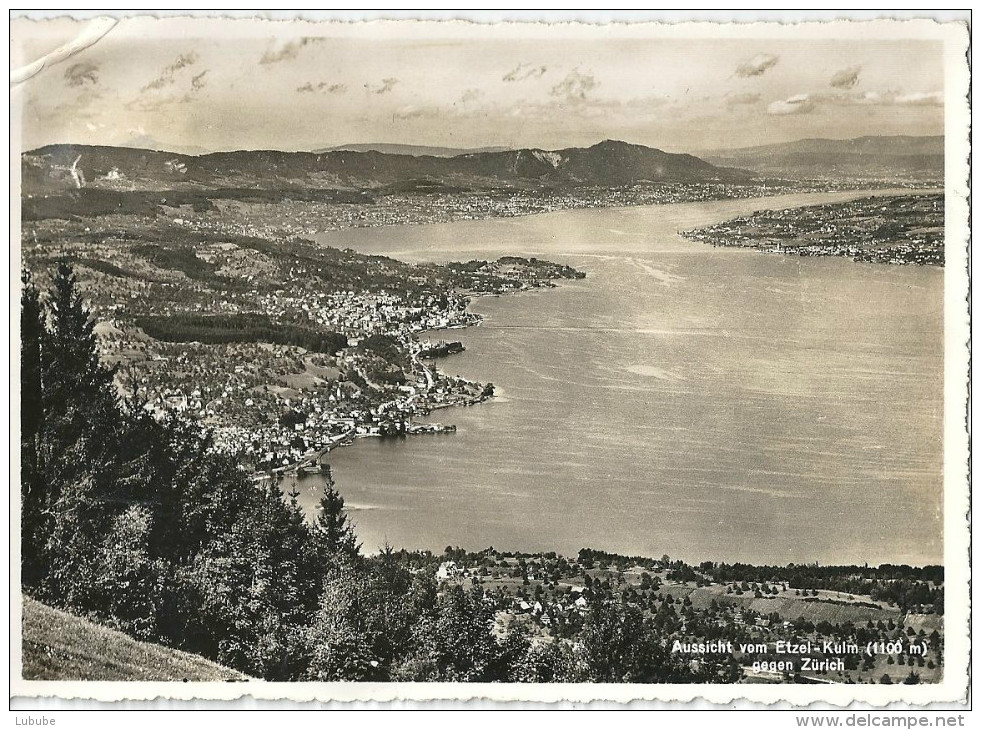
22, 210, 581, 474
136, 178, 886, 242
682, 193, 944, 266
91, 278, 502, 472
419, 547, 944, 685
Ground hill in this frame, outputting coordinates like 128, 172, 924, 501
22, 139, 754, 195
319, 142, 511, 156
701, 135, 943, 181
21, 597, 249, 681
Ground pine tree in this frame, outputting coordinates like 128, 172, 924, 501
36, 262, 119, 607
20, 272, 46, 588
312, 465, 359, 561
43, 262, 115, 406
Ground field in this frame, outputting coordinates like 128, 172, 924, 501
21, 597, 248, 682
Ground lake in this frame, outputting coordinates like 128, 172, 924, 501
289, 190, 943, 566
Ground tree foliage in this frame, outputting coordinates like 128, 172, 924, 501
136, 312, 347, 354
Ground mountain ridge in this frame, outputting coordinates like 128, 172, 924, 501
22, 139, 755, 194
318, 142, 512, 157
700, 135, 943, 180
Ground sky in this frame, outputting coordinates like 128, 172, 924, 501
12, 18, 947, 155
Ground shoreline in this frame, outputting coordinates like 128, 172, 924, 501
303, 185, 941, 465
256, 280, 566, 480
304, 185, 942, 247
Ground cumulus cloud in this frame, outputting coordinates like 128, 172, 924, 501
503, 63, 548, 82
725, 92, 762, 107
130, 54, 208, 111
64, 62, 99, 87
829, 66, 861, 89
260, 37, 323, 65
297, 81, 346, 94
735, 53, 779, 78
366, 77, 399, 95
142, 52, 199, 92
394, 104, 437, 120
550, 69, 598, 101
767, 94, 815, 115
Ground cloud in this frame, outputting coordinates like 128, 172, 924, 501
129, 55, 208, 112
618, 94, 672, 111
259, 37, 323, 65
767, 94, 816, 115
735, 53, 779, 78
725, 92, 762, 107
460, 88, 482, 103
895, 91, 943, 106
829, 66, 861, 89
807, 89, 943, 109
550, 69, 598, 101
51, 87, 103, 120
503, 63, 548, 82
64, 62, 99, 87
142, 77, 171, 92
394, 104, 436, 120
297, 81, 347, 94
501, 92, 670, 124
366, 77, 399, 95
142, 52, 199, 92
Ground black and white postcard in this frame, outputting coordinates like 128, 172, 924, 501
9, 12, 971, 707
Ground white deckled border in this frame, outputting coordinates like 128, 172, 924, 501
7, 13, 971, 708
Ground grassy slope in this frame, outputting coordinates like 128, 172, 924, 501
21, 597, 249, 682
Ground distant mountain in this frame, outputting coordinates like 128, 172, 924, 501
22, 139, 755, 195
318, 142, 512, 157
120, 134, 212, 156
701, 135, 943, 181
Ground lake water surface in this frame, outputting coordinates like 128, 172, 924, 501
292, 191, 943, 566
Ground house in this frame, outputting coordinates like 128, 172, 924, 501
436, 561, 459, 581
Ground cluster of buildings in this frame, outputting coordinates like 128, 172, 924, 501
426, 549, 942, 684
143, 180, 855, 242
683, 194, 944, 266
114, 291, 488, 471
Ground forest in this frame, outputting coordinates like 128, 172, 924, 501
136, 312, 349, 354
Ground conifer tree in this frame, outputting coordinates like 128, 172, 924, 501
20, 272, 46, 588
37, 262, 119, 607
313, 465, 359, 560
